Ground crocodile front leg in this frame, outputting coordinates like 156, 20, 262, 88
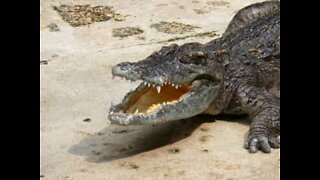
237, 84, 280, 153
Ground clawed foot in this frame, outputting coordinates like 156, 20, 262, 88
244, 134, 280, 153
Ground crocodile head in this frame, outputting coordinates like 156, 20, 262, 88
109, 42, 225, 125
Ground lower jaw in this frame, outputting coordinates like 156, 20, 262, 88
108, 111, 157, 125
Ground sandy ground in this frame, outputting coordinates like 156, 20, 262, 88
40, 0, 280, 179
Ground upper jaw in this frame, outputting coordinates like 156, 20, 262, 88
112, 71, 195, 93
112, 62, 201, 86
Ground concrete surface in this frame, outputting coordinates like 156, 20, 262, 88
40, 0, 280, 179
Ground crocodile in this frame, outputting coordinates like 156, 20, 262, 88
108, 1, 280, 153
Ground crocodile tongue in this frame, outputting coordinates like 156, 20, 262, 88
109, 79, 220, 125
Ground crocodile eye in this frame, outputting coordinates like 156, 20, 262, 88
158, 44, 178, 56
169, 43, 179, 48
179, 51, 208, 65
179, 54, 191, 63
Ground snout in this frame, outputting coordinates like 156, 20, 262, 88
112, 62, 142, 80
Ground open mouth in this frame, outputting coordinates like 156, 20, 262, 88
109, 76, 220, 125
109, 79, 193, 116
123, 82, 191, 115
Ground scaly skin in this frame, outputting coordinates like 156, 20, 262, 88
109, 1, 280, 153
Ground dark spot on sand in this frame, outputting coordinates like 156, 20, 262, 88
120, 162, 139, 169
199, 135, 212, 142
97, 132, 104, 136
40, 60, 48, 65
112, 129, 129, 134
47, 23, 60, 32
168, 147, 180, 154
92, 150, 101, 155
120, 148, 127, 152
200, 127, 210, 131
129, 163, 139, 169
83, 118, 91, 122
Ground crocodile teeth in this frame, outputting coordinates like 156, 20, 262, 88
134, 109, 139, 114
175, 85, 179, 89
156, 86, 161, 93
164, 82, 167, 85
171, 83, 175, 87
147, 83, 151, 87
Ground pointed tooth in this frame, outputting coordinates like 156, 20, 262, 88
134, 109, 139, 114
152, 84, 155, 88
156, 86, 161, 93
147, 83, 151, 87
175, 85, 178, 89
144, 82, 147, 85
172, 83, 175, 87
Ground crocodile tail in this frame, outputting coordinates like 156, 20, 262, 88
223, 1, 280, 36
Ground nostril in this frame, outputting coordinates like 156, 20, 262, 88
112, 62, 132, 75
120, 62, 133, 67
